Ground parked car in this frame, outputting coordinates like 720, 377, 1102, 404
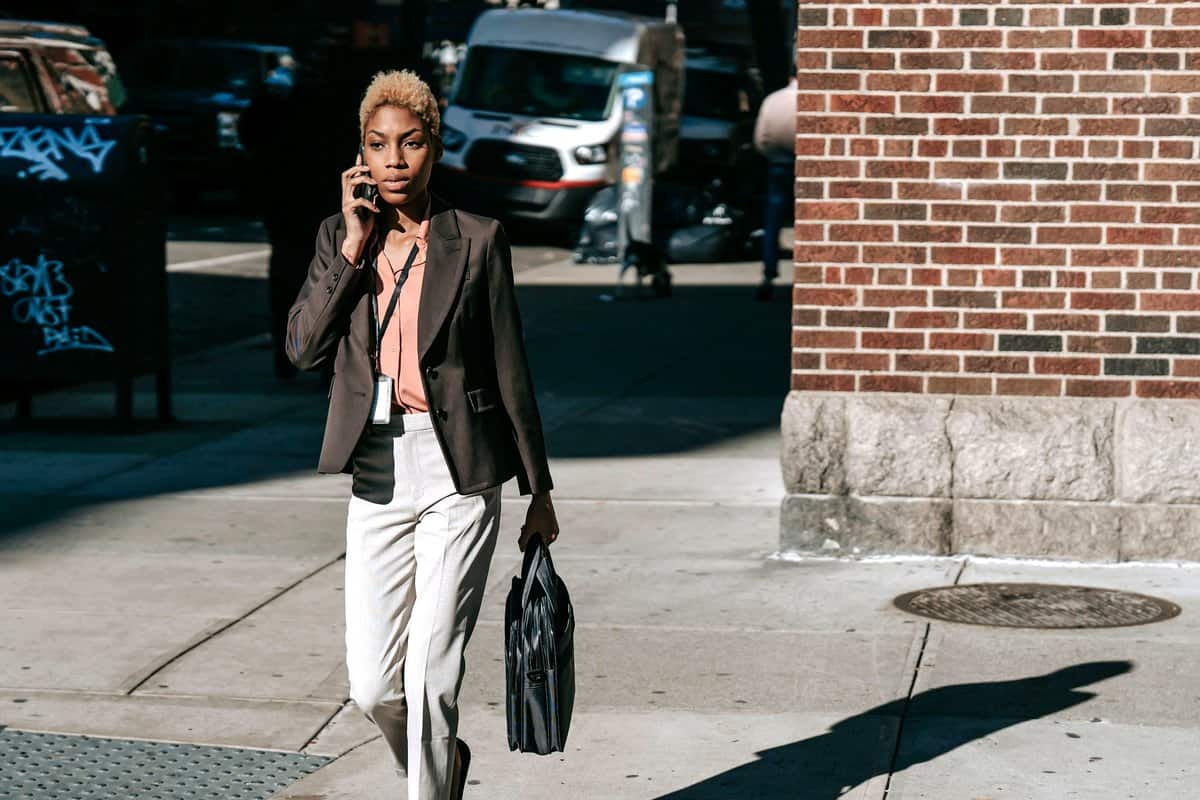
0, 19, 126, 115
435, 7, 684, 225
116, 38, 295, 196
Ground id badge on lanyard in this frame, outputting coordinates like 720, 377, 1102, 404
368, 241, 420, 425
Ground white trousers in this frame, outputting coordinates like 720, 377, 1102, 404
344, 410, 502, 800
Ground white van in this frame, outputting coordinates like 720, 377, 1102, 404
434, 7, 684, 225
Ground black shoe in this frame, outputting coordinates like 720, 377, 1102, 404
754, 281, 774, 302
453, 738, 471, 800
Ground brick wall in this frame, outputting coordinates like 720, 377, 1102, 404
790, 1, 1200, 400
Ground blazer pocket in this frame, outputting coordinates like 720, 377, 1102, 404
466, 386, 499, 413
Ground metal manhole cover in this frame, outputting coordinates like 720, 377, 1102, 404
894, 583, 1181, 629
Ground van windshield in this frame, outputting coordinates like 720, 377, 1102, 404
454, 45, 617, 121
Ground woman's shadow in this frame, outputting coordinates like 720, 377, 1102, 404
653, 660, 1133, 799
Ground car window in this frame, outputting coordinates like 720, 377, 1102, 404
454, 45, 618, 121
41, 45, 116, 113
0, 51, 42, 112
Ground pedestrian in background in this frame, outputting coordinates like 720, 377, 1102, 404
240, 54, 351, 380
285, 69, 559, 800
752, 75, 797, 302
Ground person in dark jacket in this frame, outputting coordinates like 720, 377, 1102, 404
285, 69, 559, 800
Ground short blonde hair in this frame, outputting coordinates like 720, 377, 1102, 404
358, 69, 441, 143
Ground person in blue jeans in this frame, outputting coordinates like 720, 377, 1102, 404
753, 77, 797, 301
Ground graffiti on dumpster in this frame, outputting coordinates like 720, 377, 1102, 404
0, 124, 116, 181
0, 254, 114, 357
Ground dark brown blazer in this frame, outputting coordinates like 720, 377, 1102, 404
285, 190, 554, 496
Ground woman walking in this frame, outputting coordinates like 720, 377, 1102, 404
285, 69, 559, 800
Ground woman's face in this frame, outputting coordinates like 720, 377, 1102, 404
362, 104, 441, 208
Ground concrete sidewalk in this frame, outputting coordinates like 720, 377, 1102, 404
0, 255, 1196, 799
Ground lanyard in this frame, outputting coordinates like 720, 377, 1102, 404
369, 241, 420, 375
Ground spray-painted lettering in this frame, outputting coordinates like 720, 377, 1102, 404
0, 125, 116, 181
0, 254, 114, 356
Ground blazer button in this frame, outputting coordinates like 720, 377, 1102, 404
325, 286, 333, 294
427, 368, 438, 380
437, 407, 448, 420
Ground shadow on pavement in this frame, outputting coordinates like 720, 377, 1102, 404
0, 279, 790, 544
652, 661, 1134, 799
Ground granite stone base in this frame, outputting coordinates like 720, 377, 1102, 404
779, 391, 1200, 561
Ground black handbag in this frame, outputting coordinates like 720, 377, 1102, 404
505, 535, 575, 754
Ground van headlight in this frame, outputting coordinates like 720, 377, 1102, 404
217, 111, 242, 149
441, 125, 466, 152
574, 144, 608, 164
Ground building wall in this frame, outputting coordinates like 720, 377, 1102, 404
781, 1, 1200, 561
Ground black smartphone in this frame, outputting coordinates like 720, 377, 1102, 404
354, 146, 378, 215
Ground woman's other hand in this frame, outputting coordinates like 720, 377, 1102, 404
340, 150, 379, 263
518, 491, 559, 552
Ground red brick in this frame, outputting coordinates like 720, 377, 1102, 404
1000, 248, 1068, 267
1067, 336, 1133, 355
997, 378, 1062, 397
1033, 314, 1100, 332
1003, 291, 1067, 309
796, 245, 859, 264
793, 330, 857, 349
864, 246, 929, 264
896, 354, 960, 373
793, 352, 821, 370
1070, 292, 1137, 311
1137, 381, 1200, 400
928, 376, 993, 395
863, 289, 929, 307
827, 353, 890, 372
832, 94, 895, 114
860, 375, 924, 393
1174, 360, 1200, 378
932, 247, 997, 265
931, 333, 994, 351
935, 290, 997, 308
965, 312, 1028, 330
1060, 271, 1089, 289
1143, 294, 1200, 312
830, 225, 894, 243
793, 374, 856, 392
1034, 357, 1100, 376
793, 308, 821, 326
844, 267, 876, 285
897, 311, 960, 329
1066, 380, 1132, 398
982, 269, 1018, 287
965, 356, 1029, 374
796, 203, 860, 221
796, 288, 861, 309
862, 332, 925, 350
826, 309, 891, 328
947, 270, 979, 287
1077, 30, 1146, 50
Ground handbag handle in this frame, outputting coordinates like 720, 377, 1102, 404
519, 536, 558, 611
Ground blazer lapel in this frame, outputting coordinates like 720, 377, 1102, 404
417, 190, 466, 362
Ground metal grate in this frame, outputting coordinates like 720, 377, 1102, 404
0, 728, 332, 800
893, 582, 1182, 629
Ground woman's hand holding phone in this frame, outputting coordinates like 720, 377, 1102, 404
340, 150, 379, 264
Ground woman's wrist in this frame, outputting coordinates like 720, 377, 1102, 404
341, 237, 364, 265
